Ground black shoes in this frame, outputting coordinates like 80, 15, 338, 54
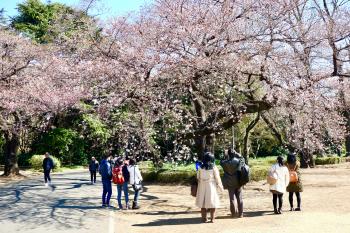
132, 201, 140, 209
294, 207, 301, 211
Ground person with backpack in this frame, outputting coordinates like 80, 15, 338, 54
42, 152, 54, 187
269, 156, 290, 214
99, 154, 113, 207
220, 148, 247, 218
286, 153, 303, 211
196, 152, 223, 223
89, 157, 99, 184
113, 158, 130, 210
128, 158, 143, 209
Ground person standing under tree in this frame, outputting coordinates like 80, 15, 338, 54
42, 152, 54, 187
286, 153, 303, 211
220, 148, 245, 218
128, 158, 143, 209
89, 157, 99, 184
99, 154, 113, 207
269, 156, 289, 214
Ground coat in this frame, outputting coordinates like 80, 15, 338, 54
286, 161, 303, 192
128, 165, 143, 185
43, 157, 54, 171
89, 160, 99, 172
195, 166, 223, 209
269, 163, 289, 194
220, 157, 244, 190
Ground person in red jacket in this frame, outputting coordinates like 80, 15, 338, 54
112, 158, 130, 210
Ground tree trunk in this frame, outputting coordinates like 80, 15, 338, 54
242, 113, 260, 165
3, 131, 20, 176
299, 148, 314, 168
345, 109, 350, 156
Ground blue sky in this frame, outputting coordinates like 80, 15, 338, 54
0, 0, 152, 20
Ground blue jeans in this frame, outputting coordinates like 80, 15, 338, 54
102, 179, 112, 206
133, 186, 140, 203
117, 182, 129, 208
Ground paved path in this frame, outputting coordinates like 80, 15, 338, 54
1, 164, 350, 233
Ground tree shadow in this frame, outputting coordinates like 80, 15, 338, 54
0, 175, 106, 231
215, 210, 273, 219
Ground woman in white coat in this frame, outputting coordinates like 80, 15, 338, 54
196, 152, 223, 223
128, 158, 143, 209
269, 156, 289, 214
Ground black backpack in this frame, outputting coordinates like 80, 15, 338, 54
238, 158, 250, 186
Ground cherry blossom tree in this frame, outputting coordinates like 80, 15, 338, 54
0, 29, 87, 176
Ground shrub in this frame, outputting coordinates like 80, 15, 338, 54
315, 156, 346, 165
29, 154, 61, 171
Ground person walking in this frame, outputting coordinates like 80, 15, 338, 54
269, 156, 289, 214
128, 158, 143, 209
42, 152, 54, 187
89, 157, 99, 184
113, 158, 130, 210
196, 152, 223, 223
220, 148, 245, 218
99, 155, 113, 207
286, 153, 303, 211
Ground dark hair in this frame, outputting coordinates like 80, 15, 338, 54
115, 158, 123, 166
287, 153, 297, 164
129, 158, 136, 166
201, 152, 215, 170
277, 156, 284, 167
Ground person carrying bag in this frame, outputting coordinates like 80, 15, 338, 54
127, 158, 143, 209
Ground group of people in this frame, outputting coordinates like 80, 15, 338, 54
42, 149, 303, 221
195, 149, 303, 223
95, 154, 143, 210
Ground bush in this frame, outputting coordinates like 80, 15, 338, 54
29, 154, 61, 171
315, 156, 347, 165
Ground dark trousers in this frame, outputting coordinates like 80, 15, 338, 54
289, 192, 301, 208
228, 187, 243, 216
90, 171, 97, 183
102, 179, 112, 206
273, 193, 283, 211
44, 170, 51, 183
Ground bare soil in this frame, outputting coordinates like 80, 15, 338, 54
116, 163, 350, 233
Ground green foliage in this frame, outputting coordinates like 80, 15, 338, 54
11, 0, 91, 43
29, 154, 61, 171
32, 128, 86, 165
315, 156, 347, 165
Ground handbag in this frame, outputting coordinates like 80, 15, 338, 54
133, 166, 143, 191
289, 164, 298, 183
267, 169, 278, 185
190, 181, 198, 197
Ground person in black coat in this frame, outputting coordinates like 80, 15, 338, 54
42, 152, 54, 186
220, 148, 245, 218
89, 157, 99, 184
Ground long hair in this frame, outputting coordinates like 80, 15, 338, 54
277, 156, 284, 167
201, 152, 215, 170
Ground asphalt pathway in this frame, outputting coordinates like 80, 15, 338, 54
0, 170, 115, 233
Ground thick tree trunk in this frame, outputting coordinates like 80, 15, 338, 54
299, 148, 314, 168
3, 131, 20, 176
345, 109, 350, 156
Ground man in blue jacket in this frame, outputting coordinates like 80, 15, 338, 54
99, 155, 113, 207
42, 152, 54, 187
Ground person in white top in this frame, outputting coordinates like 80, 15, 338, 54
127, 158, 143, 209
195, 152, 224, 223
269, 156, 289, 214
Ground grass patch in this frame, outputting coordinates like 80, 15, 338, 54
315, 156, 347, 165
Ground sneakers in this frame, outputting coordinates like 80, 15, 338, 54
45, 183, 49, 187
294, 207, 301, 211
132, 201, 140, 209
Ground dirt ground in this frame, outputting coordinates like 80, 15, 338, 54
115, 163, 350, 233
1, 163, 350, 233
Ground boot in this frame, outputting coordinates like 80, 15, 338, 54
132, 201, 140, 209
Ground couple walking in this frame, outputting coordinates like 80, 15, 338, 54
195, 149, 245, 222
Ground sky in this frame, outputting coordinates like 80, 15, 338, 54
0, 0, 152, 20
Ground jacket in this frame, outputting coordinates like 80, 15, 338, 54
89, 160, 99, 172
43, 157, 54, 171
122, 165, 130, 182
220, 157, 244, 189
269, 163, 290, 194
99, 159, 112, 180
128, 165, 142, 185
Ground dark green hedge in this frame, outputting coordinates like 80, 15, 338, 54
315, 156, 347, 165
